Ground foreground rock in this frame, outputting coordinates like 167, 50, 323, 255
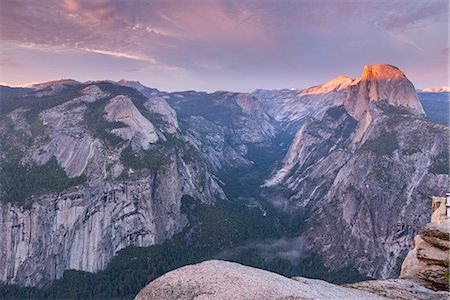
134, 260, 448, 300
134, 260, 382, 300
400, 198, 449, 291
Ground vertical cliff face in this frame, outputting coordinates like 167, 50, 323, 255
266, 64, 449, 278
0, 81, 225, 287
0, 171, 185, 287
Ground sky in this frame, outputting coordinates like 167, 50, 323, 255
0, 0, 448, 92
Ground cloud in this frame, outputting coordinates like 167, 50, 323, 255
0, 0, 448, 91
78, 47, 157, 63
388, 31, 424, 52
61, 0, 117, 27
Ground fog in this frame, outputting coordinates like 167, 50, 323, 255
217, 236, 305, 265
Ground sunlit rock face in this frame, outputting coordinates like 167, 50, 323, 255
266, 64, 448, 279
345, 64, 425, 120
344, 64, 425, 142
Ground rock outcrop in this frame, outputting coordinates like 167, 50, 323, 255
399, 197, 449, 291
134, 260, 448, 300
134, 260, 381, 300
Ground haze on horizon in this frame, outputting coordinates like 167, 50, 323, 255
0, 0, 448, 92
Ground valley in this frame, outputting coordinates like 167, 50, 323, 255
0, 65, 448, 299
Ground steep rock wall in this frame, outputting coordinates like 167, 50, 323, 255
0, 158, 208, 287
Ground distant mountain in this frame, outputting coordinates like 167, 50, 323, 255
27, 79, 81, 89
0, 85, 34, 98
421, 86, 450, 93
252, 76, 354, 135
117, 79, 161, 98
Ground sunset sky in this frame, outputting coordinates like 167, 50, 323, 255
1, 0, 448, 92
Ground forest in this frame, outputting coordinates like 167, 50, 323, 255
0, 194, 369, 300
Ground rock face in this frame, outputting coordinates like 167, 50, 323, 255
266, 64, 449, 278
0, 81, 225, 286
0, 67, 448, 291
31, 85, 108, 179
104, 95, 159, 149
143, 96, 179, 134
134, 260, 448, 300
400, 216, 449, 291
0, 174, 186, 287
344, 64, 425, 121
